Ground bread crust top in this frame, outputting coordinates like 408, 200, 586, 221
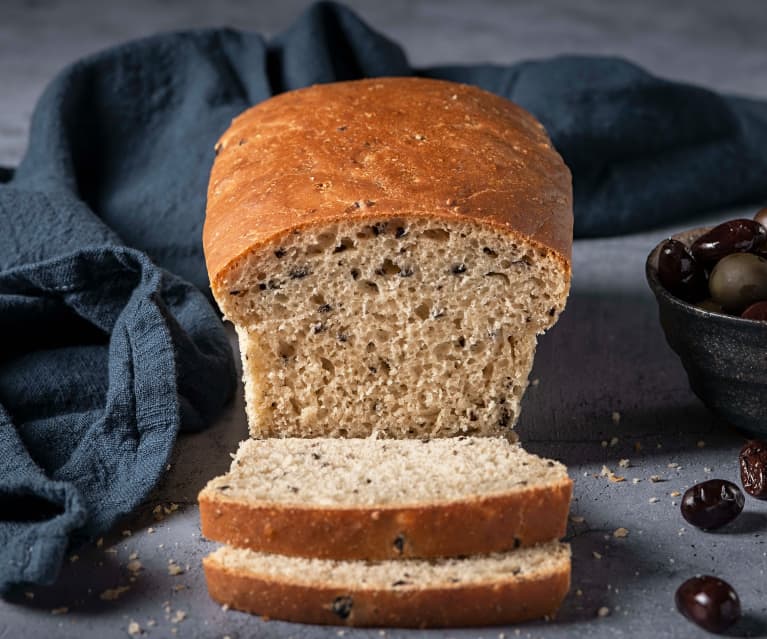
204, 77, 572, 293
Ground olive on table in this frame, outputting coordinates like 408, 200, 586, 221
690, 219, 767, 267
680, 479, 744, 530
740, 440, 767, 499
708, 253, 767, 314
657, 239, 708, 303
675, 576, 741, 634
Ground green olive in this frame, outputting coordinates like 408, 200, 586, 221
709, 253, 767, 313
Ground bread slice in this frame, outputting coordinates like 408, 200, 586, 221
199, 437, 572, 560
203, 77, 572, 439
203, 541, 570, 628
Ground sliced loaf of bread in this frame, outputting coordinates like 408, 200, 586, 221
199, 437, 572, 560
203, 77, 572, 439
203, 541, 571, 628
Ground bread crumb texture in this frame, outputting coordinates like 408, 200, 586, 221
205, 77, 572, 440
208, 541, 570, 588
204, 436, 568, 507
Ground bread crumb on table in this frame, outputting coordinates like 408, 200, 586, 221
592, 551, 603, 560
100, 585, 130, 601
613, 527, 629, 538
51, 607, 68, 615
618, 458, 630, 468
171, 610, 187, 623
597, 606, 610, 618
127, 621, 141, 636
611, 411, 621, 424
649, 497, 659, 503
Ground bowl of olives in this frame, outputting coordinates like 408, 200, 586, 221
646, 208, 767, 438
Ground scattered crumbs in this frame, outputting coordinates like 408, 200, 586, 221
122, 530, 132, 537
147, 619, 156, 627
671, 501, 678, 507
619, 459, 631, 468
697, 440, 706, 448
704, 467, 713, 473
634, 441, 642, 453
670, 558, 675, 564
670, 491, 681, 498
127, 560, 143, 573
164, 503, 180, 516
592, 551, 603, 560
613, 527, 629, 538
100, 585, 130, 601
583, 471, 590, 477
609, 437, 619, 447
650, 475, 664, 483
570, 515, 585, 524
668, 462, 680, 469
96, 538, 104, 548
601, 440, 609, 448
51, 607, 68, 615
499, 633, 506, 639
649, 497, 660, 503
173, 584, 187, 592
24, 592, 34, 600
631, 478, 641, 484
129, 552, 138, 561
597, 606, 610, 618
599, 464, 625, 483
413, 133, 425, 141
69, 554, 79, 563
171, 610, 187, 623
576, 589, 583, 597
531, 378, 540, 386
679, 528, 686, 536
168, 561, 184, 576
153, 505, 165, 521
158, 544, 165, 549
147, 527, 155, 534
221, 604, 230, 612
128, 621, 141, 636
611, 411, 621, 424
338, 630, 346, 637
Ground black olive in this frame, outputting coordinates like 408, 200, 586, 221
690, 219, 767, 267
675, 575, 741, 634
657, 239, 708, 303
741, 300, 767, 321
739, 440, 767, 499
680, 479, 744, 530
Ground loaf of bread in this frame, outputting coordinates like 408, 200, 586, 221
203, 541, 571, 628
203, 77, 572, 438
199, 436, 572, 559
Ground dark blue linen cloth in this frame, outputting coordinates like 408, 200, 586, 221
2, 0, 767, 593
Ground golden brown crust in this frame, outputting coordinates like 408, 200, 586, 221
203, 554, 571, 628
203, 77, 573, 297
199, 479, 572, 560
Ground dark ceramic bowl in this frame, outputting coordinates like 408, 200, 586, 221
647, 228, 767, 438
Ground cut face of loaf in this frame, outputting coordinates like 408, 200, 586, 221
199, 437, 573, 559
221, 217, 568, 437
203, 541, 571, 628
204, 77, 573, 438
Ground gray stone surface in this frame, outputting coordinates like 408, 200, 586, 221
2, 1, 767, 638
